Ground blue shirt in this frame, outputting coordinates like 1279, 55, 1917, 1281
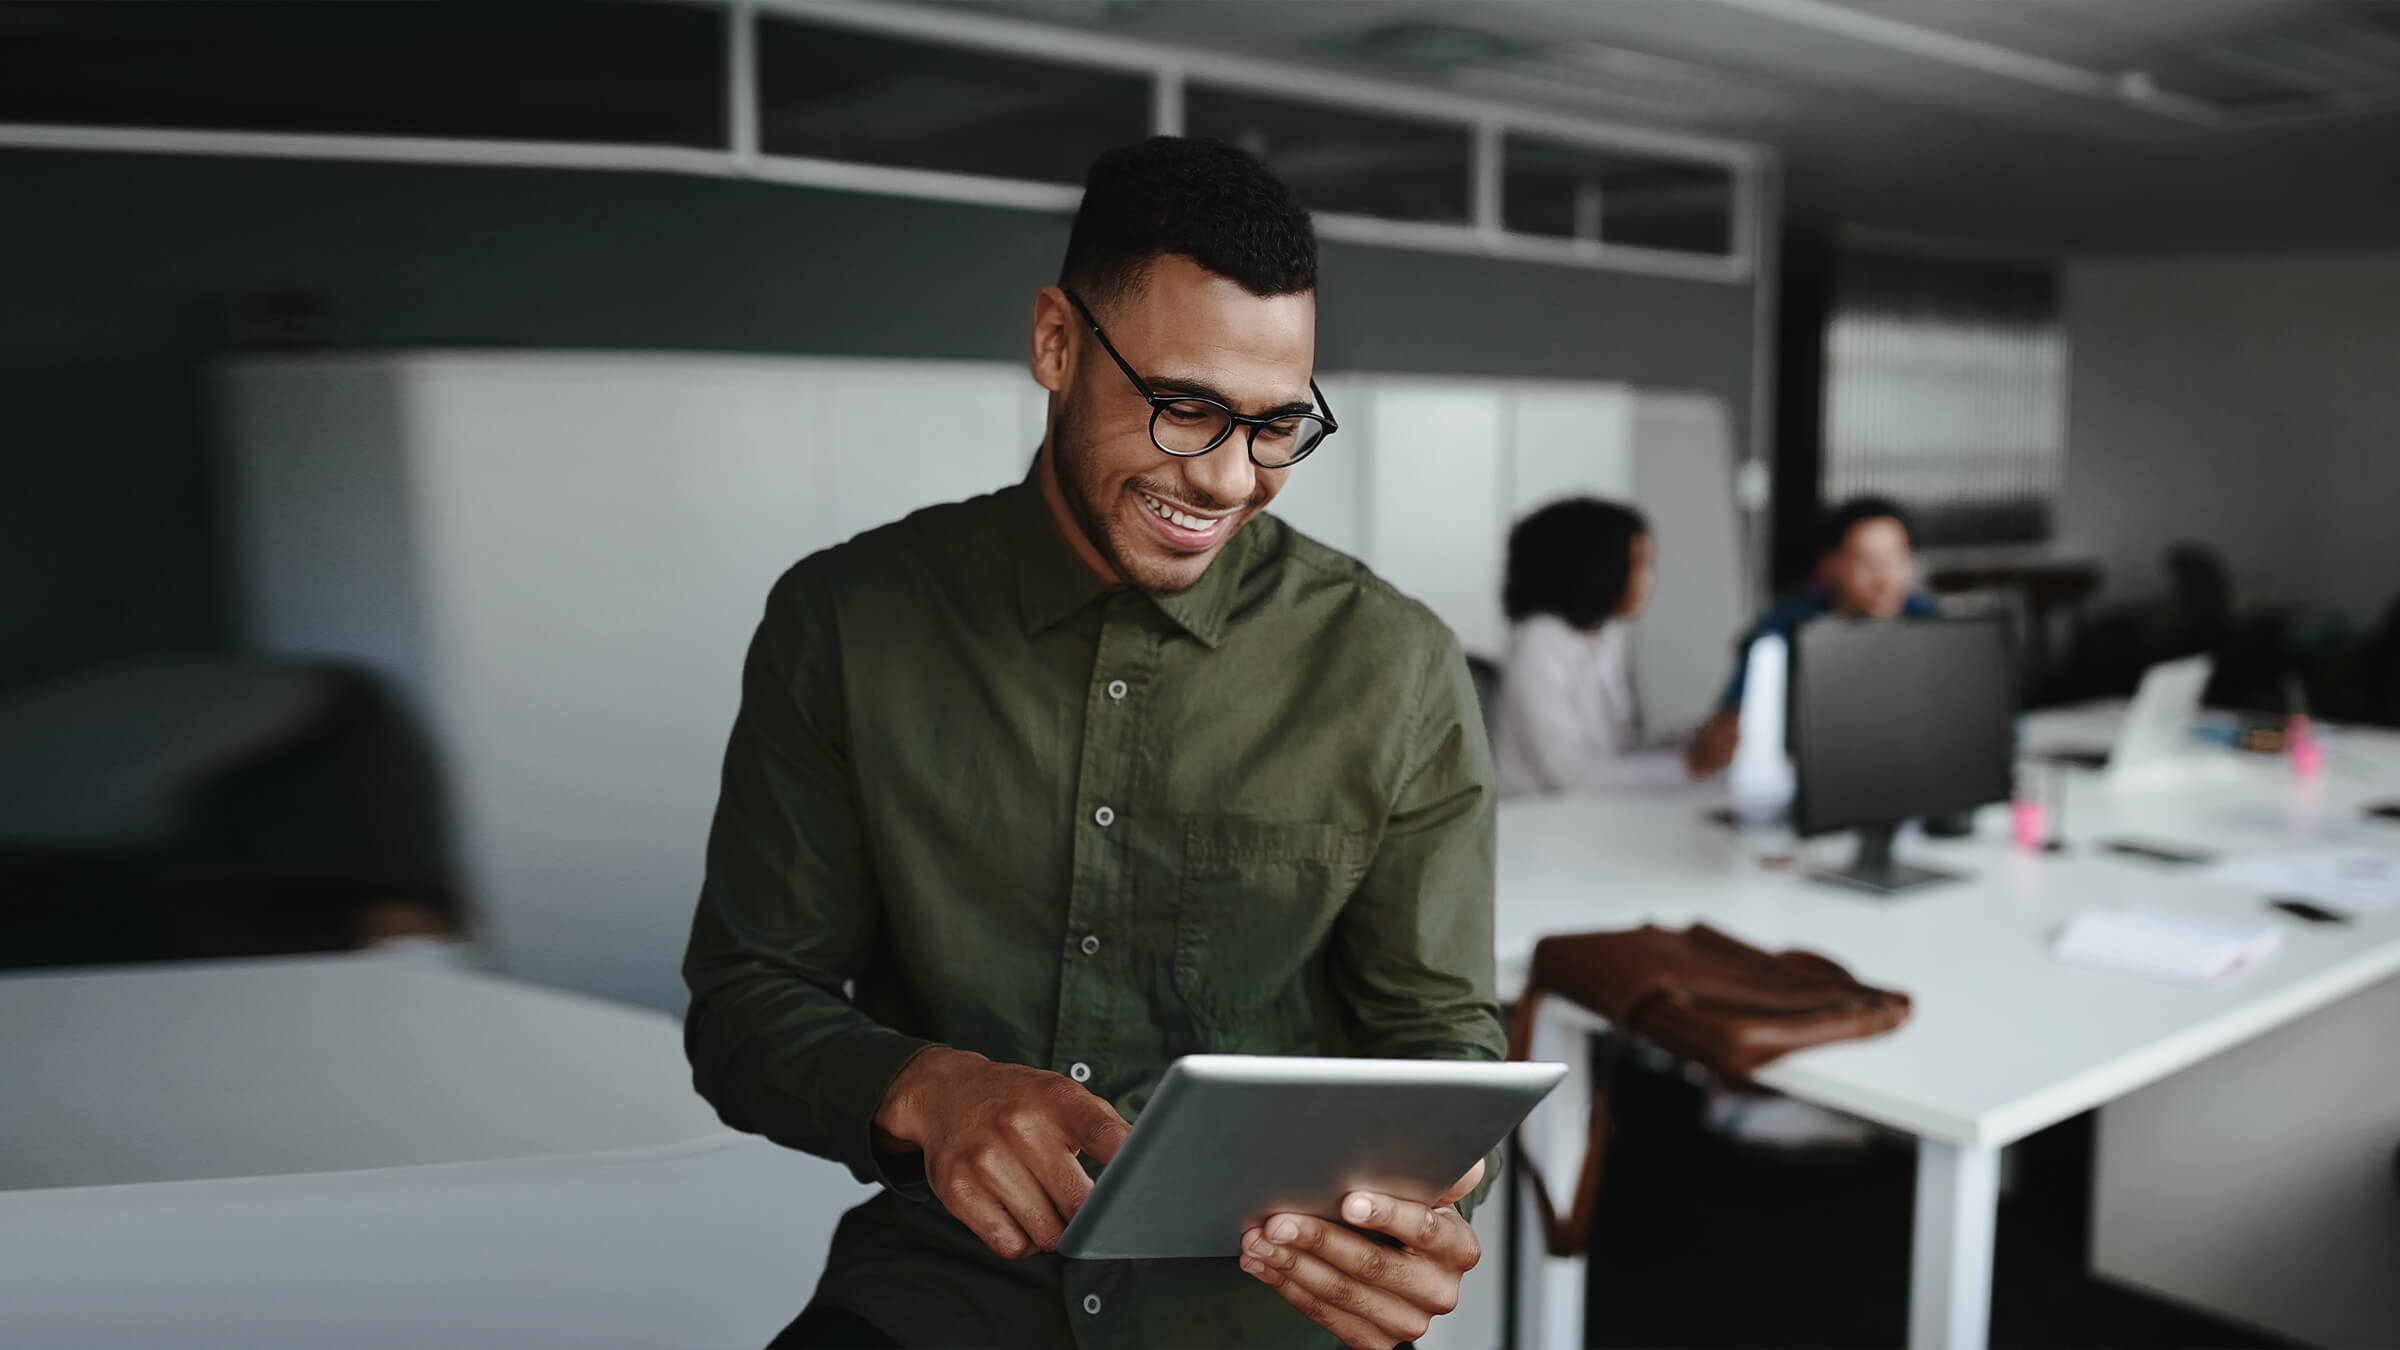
1716, 585, 1942, 712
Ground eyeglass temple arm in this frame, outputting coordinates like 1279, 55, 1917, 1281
1061, 290, 1158, 401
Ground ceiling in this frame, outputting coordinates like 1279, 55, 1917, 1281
957, 0, 2400, 254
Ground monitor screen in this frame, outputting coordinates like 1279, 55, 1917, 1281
1790, 616, 2016, 839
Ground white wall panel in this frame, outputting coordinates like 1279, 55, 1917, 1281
1364, 382, 1509, 658
218, 361, 435, 725
1629, 392, 1747, 735
1263, 372, 1371, 559
822, 360, 1031, 543
1508, 382, 1634, 516
406, 356, 831, 1007
1017, 382, 1051, 475
224, 354, 1747, 1010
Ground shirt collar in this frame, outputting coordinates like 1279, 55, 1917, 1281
1005, 471, 1245, 649
1144, 537, 1243, 648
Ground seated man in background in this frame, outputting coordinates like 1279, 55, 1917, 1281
1688, 495, 1940, 777
1493, 497, 1736, 793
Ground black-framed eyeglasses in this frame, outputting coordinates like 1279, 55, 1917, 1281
1062, 289, 1336, 470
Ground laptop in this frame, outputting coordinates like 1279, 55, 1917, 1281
2042, 654, 2213, 772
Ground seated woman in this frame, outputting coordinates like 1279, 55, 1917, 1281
1495, 497, 1733, 795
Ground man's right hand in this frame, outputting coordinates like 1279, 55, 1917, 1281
1687, 710, 1742, 778
873, 1046, 1131, 1260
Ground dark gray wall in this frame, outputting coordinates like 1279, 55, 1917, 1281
0, 148, 1755, 682
2061, 251, 2400, 629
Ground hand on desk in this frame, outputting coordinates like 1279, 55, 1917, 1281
872, 1046, 1130, 1259
1241, 1158, 1484, 1350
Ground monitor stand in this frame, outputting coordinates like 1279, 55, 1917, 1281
1808, 825, 1962, 896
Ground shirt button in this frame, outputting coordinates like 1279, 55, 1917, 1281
1106, 679, 1128, 701
1083, 1293, 1103, 1316
1080, 934, 1101, 956
1093, 805, 1115, 828
1069, 1061, 1093, 1083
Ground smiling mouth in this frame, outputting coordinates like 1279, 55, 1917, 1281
1132, 487, 1228, 540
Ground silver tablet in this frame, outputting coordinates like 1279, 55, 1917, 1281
1056, 1054, 1567, 1260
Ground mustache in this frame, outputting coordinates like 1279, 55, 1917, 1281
1129, 474, 1264, 516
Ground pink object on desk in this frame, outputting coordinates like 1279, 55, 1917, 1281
2288, 715, 2323, 779
2013, 798, 2047, 850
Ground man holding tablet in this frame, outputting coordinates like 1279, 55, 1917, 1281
683, 137, 1506, 1350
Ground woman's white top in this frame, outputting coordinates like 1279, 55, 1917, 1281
1495, 614, 1689, 796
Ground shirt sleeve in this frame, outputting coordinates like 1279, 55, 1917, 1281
1717, 616, 1768, 714
1718, 601, 1802, 714
1499, 621, 1690, 794
682, 563, 937, 1196
1330, 629, 1511, 1215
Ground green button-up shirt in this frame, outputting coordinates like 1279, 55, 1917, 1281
683, 476, 1505, 1349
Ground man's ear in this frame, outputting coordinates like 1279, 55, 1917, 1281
1029, 285, 1077, 395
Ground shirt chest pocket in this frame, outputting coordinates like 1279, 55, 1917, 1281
1174, 817, 1373, 1036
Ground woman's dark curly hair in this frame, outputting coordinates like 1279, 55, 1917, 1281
1503, 497, 1650, 630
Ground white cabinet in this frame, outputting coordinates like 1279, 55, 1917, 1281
221, 353, 1034, 1009
1363, 381, 1512, 659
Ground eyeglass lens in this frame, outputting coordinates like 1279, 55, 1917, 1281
1151, 399, 1328, 467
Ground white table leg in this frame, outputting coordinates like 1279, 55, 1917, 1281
1509, 1003, 1593, 1350
1909, 1138, 2001, 1350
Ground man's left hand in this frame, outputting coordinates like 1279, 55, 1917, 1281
1240, 1159, 1484, 1349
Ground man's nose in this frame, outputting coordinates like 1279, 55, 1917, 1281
1180, 434, 1258, 509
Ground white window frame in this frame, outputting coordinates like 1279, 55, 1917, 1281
0, 0, 1769, 284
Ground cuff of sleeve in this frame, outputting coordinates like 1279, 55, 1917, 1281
867, 1143, 933, 1203
826, 1029, 940, 1200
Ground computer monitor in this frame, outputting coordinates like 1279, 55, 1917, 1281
1790, 615, 2016, 895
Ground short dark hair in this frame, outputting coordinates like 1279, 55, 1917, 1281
1504, 497, 1651, 629
1058, 136, 1317, 311
1818, 495, 1912, 557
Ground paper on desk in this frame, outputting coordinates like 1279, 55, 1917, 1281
2204, 849, 2400, 916
2054, 908, 2283, 985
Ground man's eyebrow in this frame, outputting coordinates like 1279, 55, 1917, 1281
1146, 374, 1318, 418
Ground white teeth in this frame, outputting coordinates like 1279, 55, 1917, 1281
1141, 492, 1218, 534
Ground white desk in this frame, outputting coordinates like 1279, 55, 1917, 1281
0, 952, 875, 1349
1497, 711, 2400, 1350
